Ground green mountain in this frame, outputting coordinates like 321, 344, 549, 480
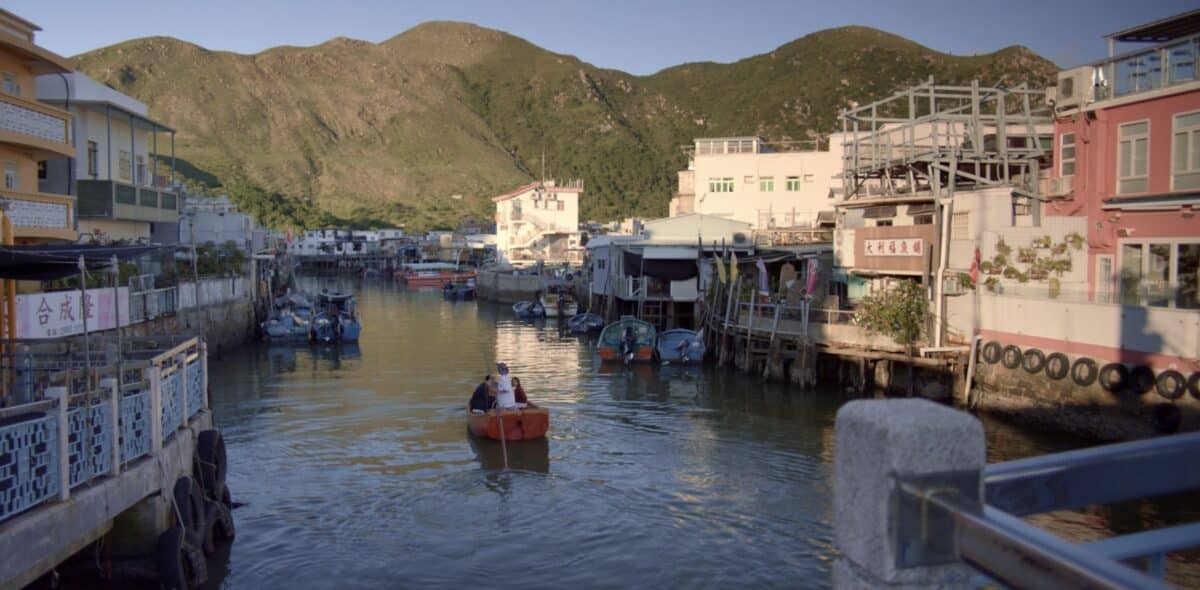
72, 23, 1057, 231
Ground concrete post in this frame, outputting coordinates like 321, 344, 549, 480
200, 341, 209, 410
101, 378, 120, 476
49, 387, 69, 502
833, 399, 985, 589
176, 353, 187, 428
149, 365, 162, 454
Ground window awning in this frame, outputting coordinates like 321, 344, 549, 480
0, 244, 161, 280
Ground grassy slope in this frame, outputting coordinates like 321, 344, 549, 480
72, 24, 1057, 231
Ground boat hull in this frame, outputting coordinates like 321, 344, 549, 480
400, 271, 477, 287
467, 405, 550, 440
598, 346, 654, 363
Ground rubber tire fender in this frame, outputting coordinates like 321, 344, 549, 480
195, 430, 227, 501
1000, 345, 1022, 370
172, 477, 205, 538
1190, 373, 1200, 401
1099, 363, 1130, 393
1071, 358, 1098, 387
1044, 353, 1070, 381
215, 486, 236, 541
980, 341, 1003, 364
1155, 370, 1186, 400
1129, 366, 1155, 395
155, 526, 189, 590
1021, 348, 1046, 374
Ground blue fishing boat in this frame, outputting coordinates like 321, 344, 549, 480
513, 300, 545, 318
656, 329, 706, 364
566, 312, 604, 334
310, 290, 361, 343
442, 280, 476, 301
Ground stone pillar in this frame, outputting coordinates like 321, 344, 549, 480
833, 399, 985, 589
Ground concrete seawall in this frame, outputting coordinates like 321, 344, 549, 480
121, 299, 256, 355
476, 269, 542, 303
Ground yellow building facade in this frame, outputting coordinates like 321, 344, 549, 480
0, 9, 76, 244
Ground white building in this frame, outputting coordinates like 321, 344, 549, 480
493, 179, 583, 266
36, 72, 179, 241
179, 194, 258, 251
670, 137, 842, 230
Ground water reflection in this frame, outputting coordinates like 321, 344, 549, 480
200, 277, 1198, 589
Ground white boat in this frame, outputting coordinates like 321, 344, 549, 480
540, 285, 577, 318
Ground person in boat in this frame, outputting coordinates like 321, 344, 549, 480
511, 376, 528, 408
469, 375, 494, 413
494, 363, 518, 410
621, 326, 637, 361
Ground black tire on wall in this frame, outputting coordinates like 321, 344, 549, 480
1021, 349, 1046, 374
1188, 373, 1200, 401
156, 525, 207, 589
1099, 363, 1130, 393
981, 341, 1002, 364
1129, 366, 1156, 395
172, 477, 205, 539
1071, 358, 1098, 387
1044, 353, 1070, 381
1001, 345, 1022, 370
1155, 370, 1186, 400
195, 430, 227, 501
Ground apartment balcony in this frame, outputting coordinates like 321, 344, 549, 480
0, 189, 77, 242
1093, 33, 1199, 102
0, 93, 72, 158
76, 179, 179, 224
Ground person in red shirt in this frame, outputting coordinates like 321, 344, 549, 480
511, 376, 529, 405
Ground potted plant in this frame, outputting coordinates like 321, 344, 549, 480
993, 254, 1008, 268
1048, 277, 1061, 299
984, 277, 1000, 293
1003, 266, 1020, 279
1065, 232, 1085, 251
980, 260, 994, 275
1029, 259, 1049, 280
1051, 242, 1067, 256
1033, 235, 1052, 249
1018, 247, 1036, 264
996, 238, 1012, 257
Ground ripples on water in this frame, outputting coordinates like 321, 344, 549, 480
203, 279, 1197, 588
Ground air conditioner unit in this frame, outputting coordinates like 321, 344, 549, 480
1054, 67, 1095, 110
1043, 175, 1074, 198
732, 232, 749, 245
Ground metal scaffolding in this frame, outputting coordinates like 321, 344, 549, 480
839, 78, 1054, 202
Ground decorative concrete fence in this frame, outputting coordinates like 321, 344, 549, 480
0, 337, 208, 524
833, 399, 1200, 588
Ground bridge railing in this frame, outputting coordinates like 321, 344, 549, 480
834, 399, 1200, 589
0, 337, 208, 524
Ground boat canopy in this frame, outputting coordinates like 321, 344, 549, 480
404, 262, 461, 271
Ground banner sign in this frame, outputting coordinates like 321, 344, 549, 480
863, 238, 924, 257
16, 287, 131, 339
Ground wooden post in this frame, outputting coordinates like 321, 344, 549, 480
763, 303, 783, 379
745, 288, 757, 372
201, 340, 209, 410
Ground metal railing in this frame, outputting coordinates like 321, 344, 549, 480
1095, 33, 1199, 101
899, 431, 1200, 588
0, 337, 207, 524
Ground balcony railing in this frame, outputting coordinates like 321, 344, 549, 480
0, 94, 70, 149
1096, 33, 1199, 101
77, 179, 179, 223
0, 190, 75, 240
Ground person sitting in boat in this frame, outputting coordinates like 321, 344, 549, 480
494, 363, 518, 410
621, 326, 637, 361
469, 375, 494, 413
511, 376, 528, 408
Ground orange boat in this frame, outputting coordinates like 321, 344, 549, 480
467, 404, 550, 440
597, 316, 656, 363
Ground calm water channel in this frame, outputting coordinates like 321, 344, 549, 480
200, 279, 1199, 589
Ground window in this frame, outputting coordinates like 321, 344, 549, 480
597, 259, 606, 270
1, 72, 19, 96
118, 150, 132, 181
1172, 111, 1200, 191
3, 161, 16, 190
1060, 133, 1076, 176
1119, 239, 1200, 308
37, 160, 46, 180
785, 176, 800, 191
1095, 255, 1114, 304
136, 155, 146, 186
874, 219, 893, 227
913, 214, 934, 225
1117, 121, 1149, 194
759, 177, 774, 192
87, 141, 98, 177
707, 177, 734, 193
951, 211, 970, 240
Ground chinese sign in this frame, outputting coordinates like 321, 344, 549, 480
863, 238, 924, 257
15, 287, 131, 339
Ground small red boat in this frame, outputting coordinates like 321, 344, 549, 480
467, 404, 550, 440
396, 263, 476, 288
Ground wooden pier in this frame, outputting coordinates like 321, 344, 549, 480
296, 254, 398, 275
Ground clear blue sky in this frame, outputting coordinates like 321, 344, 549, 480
11, 0, 1198, 74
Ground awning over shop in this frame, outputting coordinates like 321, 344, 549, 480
623, 249, 699, 281
0, 244, 161, 280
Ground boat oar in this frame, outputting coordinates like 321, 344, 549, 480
495, 406, 509, 471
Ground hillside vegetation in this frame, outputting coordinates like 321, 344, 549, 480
73, 23, 1056, 231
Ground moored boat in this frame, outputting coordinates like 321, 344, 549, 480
656, 329, 706, 364
566, 312, 605, 334
442, 280, 476, 300
467, 404, 550, 440
540, 285, 578, 318
598, 316, 656, 363
397, 262, 476, 288
311, 290, 361, 342
513, 300, 545, 318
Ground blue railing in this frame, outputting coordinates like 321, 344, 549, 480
0, 337, 207, 524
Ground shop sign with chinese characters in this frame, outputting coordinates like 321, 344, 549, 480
15, 287, 131, 339
863, 238, 924, 257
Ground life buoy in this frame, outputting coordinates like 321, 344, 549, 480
981, 341, 1002, 364
1001, 345, 1022, 370
1022, 348, 1046, 374
1155, 370, 1186, 400
1071, 358, 1098, 387
1188, 373, 1200, 401
1044, 353, 1070, 381
1152, 404, 1182, 434
1099, 363, 1130, 393
1129, 366, 1155, 395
